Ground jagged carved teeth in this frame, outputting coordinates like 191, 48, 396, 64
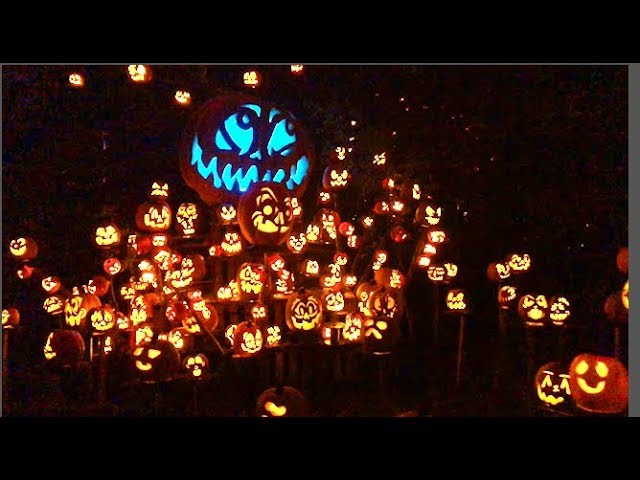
191, 137, 309, 192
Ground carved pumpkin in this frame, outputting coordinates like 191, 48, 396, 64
136, 200, 172, 232
175, 202, 201, 237
68, 73, 85, 87
43, 295, 65, 316
64, 288, 102, 333
217, 202, 238, 225
186, 295, 219, 334
233, 320, 264, 357
183, 354, 209, 379
220, 228, 244, 256
364, 315, 400, 354
415, 202, 442, 227
43, 330, 85, 367
2, 308, 20, 328
446, 289, 468, 313
616, 247, 628, 274
390, 225, 409, 243
367, 286, 403, 320
127, 64, 151, 83
90, 304, 116, 332
518, 294, 549, 327
604, 292, 628, 325
41, 276, 62, 294
374, 268, 406, 290
313, 208, 341, 243
166, 327, 195, 352
242, 70, 262, 88
286, 231, 308, 254
179, 93, 314, 204
569, 354, 628, 414
497, 285, 518, 310
487, 262, 512, 282
133, 323, 155, 346
427, 229, 446, 244
87, 275, 111, 297
506, 253, 531, 274
286, 289, 323, 332
342, 312, 363, 343
95, 224, 121, 248
322, 163, 351, 191
236, 262, 267, 301
548, 296, 571, 326
356, 281, 381, 317
256, 385, 310, 417
427, 265, 446, 282
265, 325, 282, 347
534, 361, 572, 407
103, 257, 122, 276
238, 182, 294, 246
8, 237, 38, 261
174, 90, 192, 106
225, 324, 238, 347
323, 290, 346, 313
133, 340, 181, 382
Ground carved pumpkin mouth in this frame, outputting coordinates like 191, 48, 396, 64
136, 361, 152, 371
191, 137, 309, 194
577, 378, 605, 394
536, 385, 565, 405
191, 366, 202, 377
264, 402, 287, 416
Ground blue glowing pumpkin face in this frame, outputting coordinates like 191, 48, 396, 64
180, 94, 315, 205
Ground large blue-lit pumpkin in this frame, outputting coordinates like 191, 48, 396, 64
179, 93, 315, 205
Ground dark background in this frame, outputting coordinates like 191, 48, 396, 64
1, 64, 628, 415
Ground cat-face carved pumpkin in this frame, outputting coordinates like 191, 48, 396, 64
179, 94, 315, 205
238, 182, 294, 246
569, 354, 628, 414
518, 294, 549, 327
286, 289, 323, 331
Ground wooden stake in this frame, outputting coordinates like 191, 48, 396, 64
2, 329, 9, 415
456, 314, 465, 386
614, 326, 621, 359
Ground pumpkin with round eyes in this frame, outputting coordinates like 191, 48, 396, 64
569, 354, 628, 414
183, 353, 209, 379
87, 275, 111, 297
446, 289, 468, 313
166, 327, 194, 352
265, 325, 282, 347
41, 276, 63, 294
548, 296, 571, 326
374, 268, 406, 290
313, 208, 341, 243
616, 246, 628, 274
90, 304, 116, 332
604, 292, 628, 325
8, 237, 38, 261
518, 294, 549, 327
2, 308, 20, 329
217, 202, 238, 224
415, 202, 442, 227
174, 90, 192, 105
238, 182, 294, 246
506, 253, 531, 274
68, 73, 85, 87
427, 229, 446, 244
342, 312, 363, 343
95, 224, 121, 248
175, 202, 201, 237
103, 257, 122, 277
497, 285, 518, 310
250, 302, 269, 324
286, 231, 308, 254
322, 163, 351, 191
236, 263, 267, 301
179, 94, 315, 205
43, 330, 85, 367
133, 340, 180, 382
136, 199, 172, 232
256, 385, 310, 417
127, 64, 152, 83
64, 289, 102, 333
367, 286, 403, 320
487, 262, 512, 282
286, 289, 323, 332
233, 320, 264, 357
323, 290, 346, 313
43, 295, 65, 316
534, 362, 572, 407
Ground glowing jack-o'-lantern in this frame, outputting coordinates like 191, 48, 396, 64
267, 253, 286, 274
43, 330, 85, 367
233, 320, 263, 357
175, 202, 201, 237
301, 259, 320, 277
266, 325, 281, 347
518, 294, 549, 327
95, 224, 121, 247
373, 200, 391, 216
250, 302, 269, 324
616, 247, 628, 274
136, 201, 172, 232
133, 340, 181, 382
217, 202, 238, 224
286, 289, 323, 332
185, 298, 219, 334
569, 354, 628, 414
498, 285, 517, 310
506, 253, 531, 274
367, 287, 403, 320
416, 255, 431, 269
17, 265, 35, 280
238, 182, 294, 246
356, 281, 380, 318
9, 237, 38, 261
116, 312, 131, 330
342, 313, 363, 343
487, 262, 511, 282
179, 94, 315, 204
87, 275, 111, 297
41, 276, 62, 294
338, 222, 355, 237
318, 190, 333, 205
428, 230, 446, 244
415, 202, 442, 226
237, 263, 267, 301
443, 263, 458, 283
64, 288, 101, 333
290, 64, 304, 74
243, 70, 261, 88
305, 224, 320, 243
2, 308, 20, 328
91, 304, 116, 332
446, 289, 468, 313
313, 208, 341, 243
322, 164, 351, 191
364, 315, 399, 354
43, 295, 65, 316
390, 225, 409, 243
256, 385, 310, 417
220, 229, 243, 256
362, 216, 374, 229
287, 231, 308, 254
103, 257, 122, 276
166, 327, 194, 352
128, 64, 151, 83
149, 182, 169, 199
290, 197, 302, 218
68, 73, 84, 87
621, 279, 629, 310
346, 234, 362, 250
427, 265, 445, 282
549, 296, 571, 326
323, 290, 346, 313
534, 362, 572, 407
373, 152, 386, 166
175, 90, 192, 106
225, 324, 238, 347
183, 354, 209, 378
374, 268, 406, 290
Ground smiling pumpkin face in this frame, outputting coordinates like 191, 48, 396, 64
238, 182, 294, 246
568, 354, 628, 414
133, 340, 180, 382
256, 386, 310, 417
286, 289, 323, 332
9, 237, 38, 260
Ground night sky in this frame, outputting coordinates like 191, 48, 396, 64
2, 65, 628, 392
